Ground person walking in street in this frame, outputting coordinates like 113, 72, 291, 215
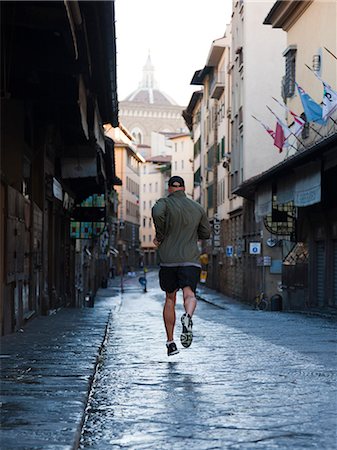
152, 176, 211, 356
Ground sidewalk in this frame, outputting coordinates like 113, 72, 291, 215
0, 283, 122, 450
196, 283, 337, 320
196, 284, 250, 311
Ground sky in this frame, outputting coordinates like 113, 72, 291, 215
114, 0, 233, 107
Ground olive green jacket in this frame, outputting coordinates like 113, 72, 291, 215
151, 191, 211, 265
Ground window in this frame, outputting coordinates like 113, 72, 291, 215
143, 235, 146, 242
283, 46, 297, 99
131, 127, 143, 144
149, 235, 152, 242
181, 160, 184, 170
127, 154, 140, 174
143, 184, 146, 193
207, 184, 214, 209
207, 145, 214, 169
149, 183, 152, 193
194, 167, 201, 186
175, 161, 177, 171
143, 201, 146, 209
155, 182, 158, 192
149, 218, 152, 227
194, 138, 201, 157
175, 143, 177, 152
221, 137, 225, 158
143, 217, 146, 227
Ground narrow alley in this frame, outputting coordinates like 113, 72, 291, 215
79, 271, 337, 449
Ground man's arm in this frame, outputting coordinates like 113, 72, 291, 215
197, 211, 211, 240
151, 198, 167, 243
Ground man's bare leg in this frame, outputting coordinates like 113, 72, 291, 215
180, 286, 196, 348
163, 290, 177, 341
182, 286, 197, 317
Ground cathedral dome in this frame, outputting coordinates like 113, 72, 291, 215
123, 54, 178, 106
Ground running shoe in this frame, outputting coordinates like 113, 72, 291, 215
180, 313, 193, 348
167, 342, 179, 356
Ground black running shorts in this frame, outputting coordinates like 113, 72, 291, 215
159, 266, 201, 293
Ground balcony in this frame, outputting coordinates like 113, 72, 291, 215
210, 71, 226, 100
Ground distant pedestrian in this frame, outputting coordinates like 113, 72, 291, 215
152, 176, 211, 356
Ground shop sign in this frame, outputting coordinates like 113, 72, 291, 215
249, 242, 261, 255
226, 245, 233, 257
213, 214, 221, 247
256, 256, 272, 267
53, 178, 63, 201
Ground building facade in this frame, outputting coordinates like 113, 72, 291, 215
185, 4, 286, 299
235, 0, 337, 312
229, 0, 287, 302
169, 133, 194, 198
0, 1, 119, 335
104, 125, 145, 272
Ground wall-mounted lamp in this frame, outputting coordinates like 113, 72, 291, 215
312, 54, 321, 72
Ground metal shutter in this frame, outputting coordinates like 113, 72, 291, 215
333, 241, 337, 306
316, 241, 325, 307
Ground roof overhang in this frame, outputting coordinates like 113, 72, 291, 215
263, 0, 313, 30
168, 133, 190, 140
206, 37, 227, 66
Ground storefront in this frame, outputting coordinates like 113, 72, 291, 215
235, 132, 337, 311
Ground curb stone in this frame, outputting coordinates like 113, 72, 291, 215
73, 311, 112, 450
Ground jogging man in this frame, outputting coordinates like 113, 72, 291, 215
152, 176, 211, 356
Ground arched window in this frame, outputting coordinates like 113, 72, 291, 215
131, 127, 143, 144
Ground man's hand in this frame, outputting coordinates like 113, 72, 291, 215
153, 238, 161, 247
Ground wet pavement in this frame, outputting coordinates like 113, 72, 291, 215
0, 284, 122, 450
1, 270, 336, 450
80, 271, 337, 450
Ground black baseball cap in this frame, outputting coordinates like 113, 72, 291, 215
168, 176, 185, 187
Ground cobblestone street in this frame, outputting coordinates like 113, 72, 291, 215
80, 271, 337, 450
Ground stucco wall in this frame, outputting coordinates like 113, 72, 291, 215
243, 0, 287, 181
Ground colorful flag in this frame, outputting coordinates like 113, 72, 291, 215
273, 122, 285, 152
306, 67, 337, 120
272, 97, 305, 136
267, 106, 293, 151
296, 82, 326, 124
251, 115, 275, 139
322, 82, 337, 119
267, 106, 292, 142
